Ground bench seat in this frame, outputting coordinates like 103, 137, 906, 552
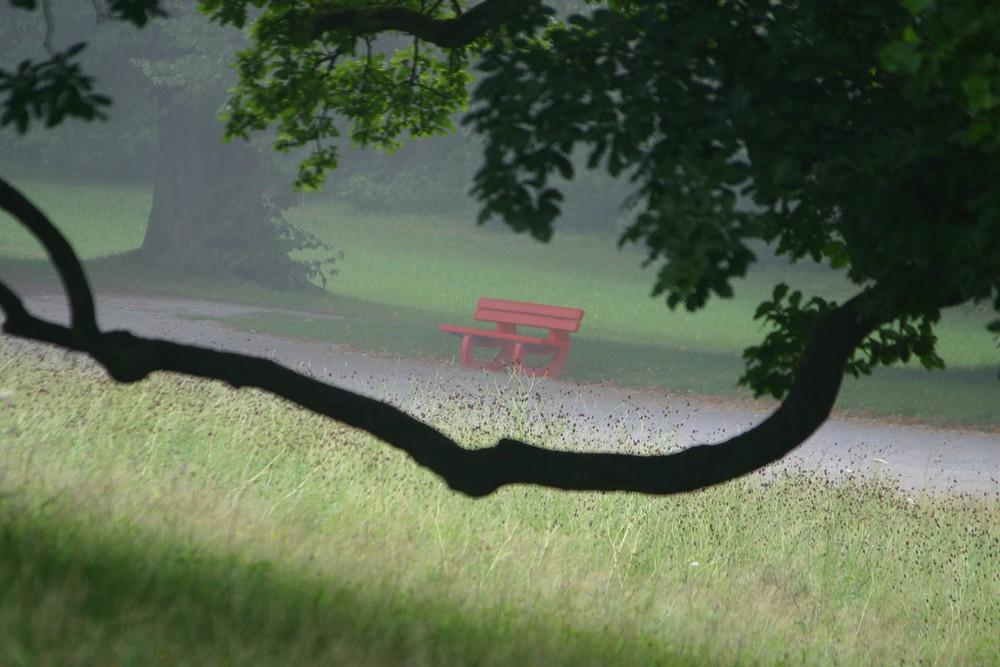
438, 325, 569, 349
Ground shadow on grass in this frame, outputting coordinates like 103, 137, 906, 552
0, 504, 706, 667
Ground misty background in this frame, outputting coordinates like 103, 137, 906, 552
1, 1, 997, 434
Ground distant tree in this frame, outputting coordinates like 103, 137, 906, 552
126, 3, 342, 288
0, 1, 338, 287
0, 4, 156, 179
2, 0, 998, 496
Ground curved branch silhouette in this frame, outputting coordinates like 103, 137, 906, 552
1, 177, 887, 496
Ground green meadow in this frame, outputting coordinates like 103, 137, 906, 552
1, 179, 996, 428
1, 342, 998, 666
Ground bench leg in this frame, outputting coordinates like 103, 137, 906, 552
541, 347, 569, 378
510, 343, 569, 379
491, 341, 518, 372
459, 335, 474, 367
459, 337, 569, 379
460, 335, 516, 372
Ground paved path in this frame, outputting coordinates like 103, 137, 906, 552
11, 291, 1000, 497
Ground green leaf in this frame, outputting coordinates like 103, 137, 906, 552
879, 41, 922, 74
107, 0, 167, 27
902, 0, 935, 14
962, 73, 998, 111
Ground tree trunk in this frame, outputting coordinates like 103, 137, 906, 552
136, 87, 278, 280
141, 87, 211, 260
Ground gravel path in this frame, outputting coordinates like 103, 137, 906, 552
11, 291, 1000, 497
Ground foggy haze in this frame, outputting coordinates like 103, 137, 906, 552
2, 0, 997, 498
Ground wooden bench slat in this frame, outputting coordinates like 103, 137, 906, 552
439, 324, 565, 347
474, 308, 582, 333
477, 298, 584, 321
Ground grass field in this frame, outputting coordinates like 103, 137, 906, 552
0, 179, 997, 429
1, 342, 998, 666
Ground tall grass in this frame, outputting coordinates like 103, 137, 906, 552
1, 341, 997, 666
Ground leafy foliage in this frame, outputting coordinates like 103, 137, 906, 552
465, 1, 999, 395
0, 43, 111, 132
105, 0, 167, 26
193, 181, 342, 289
204, 1, 490, 190
0, 4, 159, 179
0, 0, 166, 133
742, 285, 837, 399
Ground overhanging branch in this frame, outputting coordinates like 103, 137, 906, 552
0, 178, 137, 377
310, 0, 536, 48
1, 176, 889, 497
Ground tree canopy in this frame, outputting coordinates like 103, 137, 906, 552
1, 0, 998, 496
201, 0, 999, 393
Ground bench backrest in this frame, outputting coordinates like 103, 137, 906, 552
473, 298, 584, 333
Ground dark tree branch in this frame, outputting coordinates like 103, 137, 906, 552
0, 178, 135, 377
41, 0, 57, 55
310, 0, 535, 48
1, 177, 890, 497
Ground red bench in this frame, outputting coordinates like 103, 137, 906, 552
439, 298, 585, 378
